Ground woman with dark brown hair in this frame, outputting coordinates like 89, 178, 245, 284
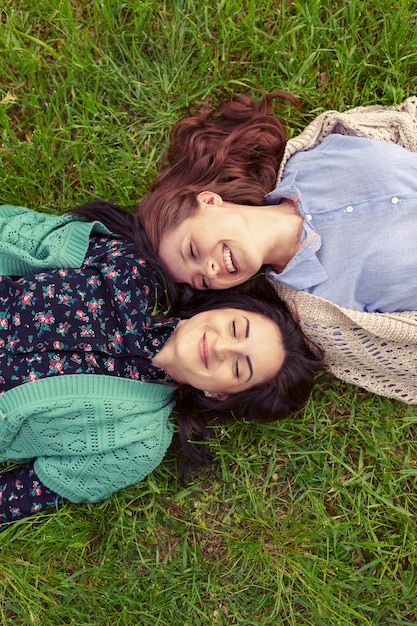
0, 201, 322, 529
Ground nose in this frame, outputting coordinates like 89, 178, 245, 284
213, 335, 235, 361
205, 257, 218, 278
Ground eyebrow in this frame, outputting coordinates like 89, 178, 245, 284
244, 316, 250, 338
245, 356, 253, 382
242, 316, 253, 381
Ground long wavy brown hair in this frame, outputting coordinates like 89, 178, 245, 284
138, 90, 299, 252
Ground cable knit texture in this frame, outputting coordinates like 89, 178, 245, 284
0, 375, 175, 503
0, 204, 110, 275
0, 207, 175, 502
272, 97, 417, 404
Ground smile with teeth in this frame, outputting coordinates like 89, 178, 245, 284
223, 245, 237, 273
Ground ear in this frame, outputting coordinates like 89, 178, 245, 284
211, 392, 229, 401
197, 190, 222, 207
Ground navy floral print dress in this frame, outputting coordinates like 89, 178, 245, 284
0, 236, 178, 528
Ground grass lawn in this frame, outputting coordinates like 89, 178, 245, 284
1, 1, 417, 624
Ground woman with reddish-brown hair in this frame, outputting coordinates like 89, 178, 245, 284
135, 92, 417, 404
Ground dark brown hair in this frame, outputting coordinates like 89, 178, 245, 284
174, 277, 322, 475
70, 200, 321, 478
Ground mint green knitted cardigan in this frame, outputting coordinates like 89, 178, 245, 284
0, 203, 110, 275
0, 205, 175, 502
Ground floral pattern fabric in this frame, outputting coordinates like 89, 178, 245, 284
0, 235, 177, 391
0, 235, 178, 528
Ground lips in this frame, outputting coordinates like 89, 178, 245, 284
223, 244, 237, 274
199, 332, 208, 368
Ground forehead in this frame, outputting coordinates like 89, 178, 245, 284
159, 216, 192, 259
161, 204, 208, 243
248, 311, 284, 373
158, 223, 190, 282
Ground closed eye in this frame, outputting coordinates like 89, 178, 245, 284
232, 320, 236, 338
235, 360, 239, 378
189, 242, 196, 259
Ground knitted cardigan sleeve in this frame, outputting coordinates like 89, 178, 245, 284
34, 437, 171, 504
0, 204, 110, 276
0, 375, 175, 503
0, 207, 176, 506
277, 96, 417, 181
273, 284, 417, 405
270, 96, 417, 404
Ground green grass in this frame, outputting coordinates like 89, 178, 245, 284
1, 0, 417, 624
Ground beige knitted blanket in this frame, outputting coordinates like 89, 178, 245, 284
271, 97, 417, 404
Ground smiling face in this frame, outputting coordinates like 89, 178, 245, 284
158, 192, 264, 290
159, 307, 284, 396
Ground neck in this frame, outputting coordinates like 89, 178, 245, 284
151, 321, 182, 380
244, 201, 303, 269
